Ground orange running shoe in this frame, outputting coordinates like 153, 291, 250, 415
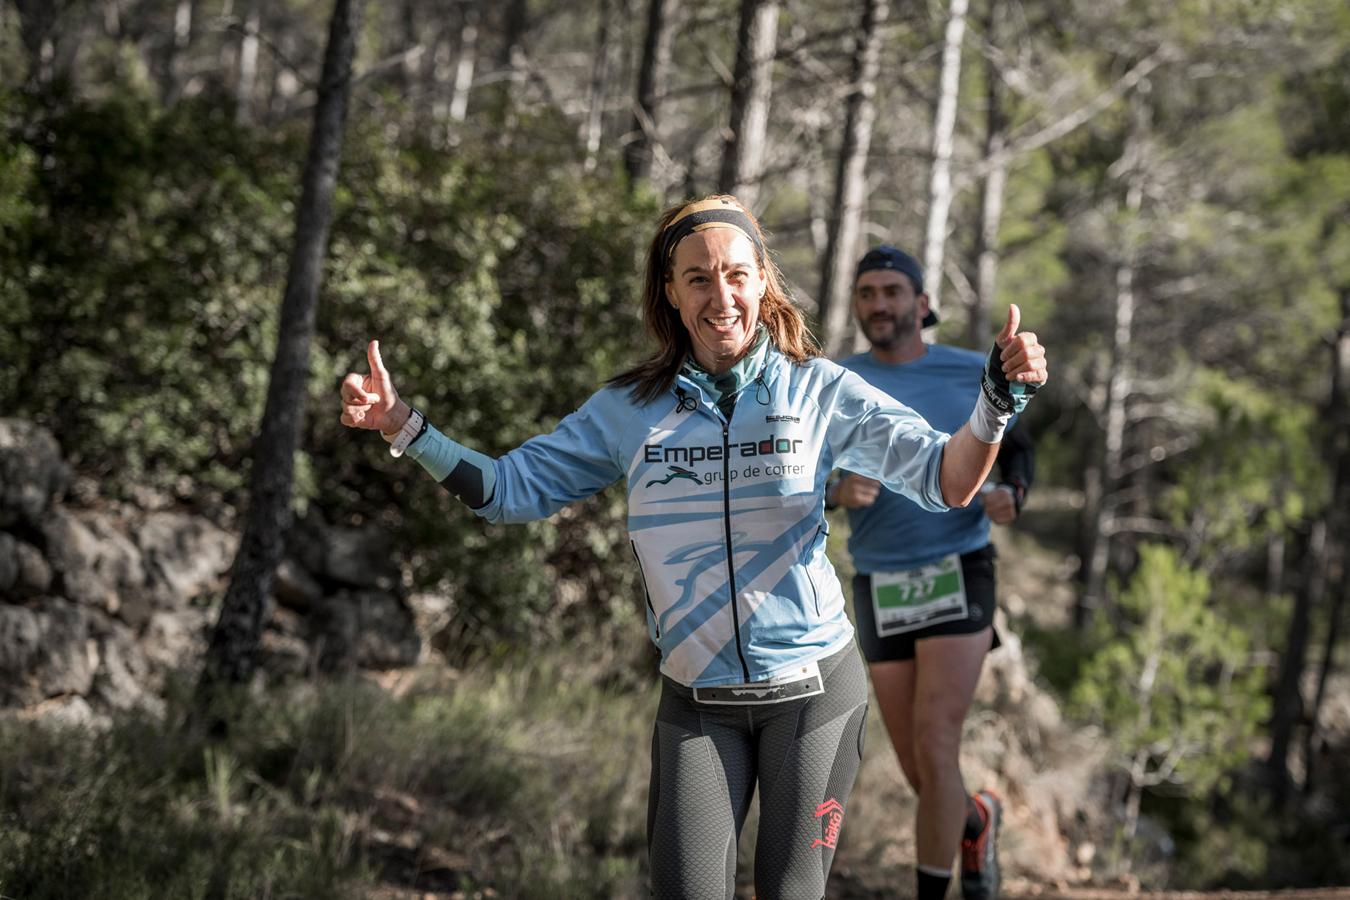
960, 790, 1002, 900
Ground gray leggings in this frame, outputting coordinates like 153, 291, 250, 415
647, 645, 869, 899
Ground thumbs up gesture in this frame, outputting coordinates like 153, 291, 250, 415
340, 340, 410, 435
981, 304, 1048, 415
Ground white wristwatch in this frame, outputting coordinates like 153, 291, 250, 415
387, 407, 426, 458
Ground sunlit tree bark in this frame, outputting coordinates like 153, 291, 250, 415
624, 0, 674, 185
817, 0, 888, 356
234, 0, 262, 124
161, 0, 194, 105
449, 2, 480, 124
1078, 83, 1150, 630
921, 0, 968, 320
717, 0, 780, 210
968, 0, 1005, 347
583, 0, 614, 172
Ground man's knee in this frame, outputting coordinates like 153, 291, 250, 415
897, 752, 923, 794
912, 710, 964, 779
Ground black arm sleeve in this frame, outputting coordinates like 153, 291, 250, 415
996, 416, 1035, 501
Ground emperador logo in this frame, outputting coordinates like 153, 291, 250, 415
641, 432, 810, 491
812, 798, 844, 850
645, 465, 701, 488
642, 433, 804, 466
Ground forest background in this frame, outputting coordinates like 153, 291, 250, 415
1, 0, 1348, 896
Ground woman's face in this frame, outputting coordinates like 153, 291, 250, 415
664, 229, 765, 374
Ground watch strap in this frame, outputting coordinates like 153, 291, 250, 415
389, 407, 427, 458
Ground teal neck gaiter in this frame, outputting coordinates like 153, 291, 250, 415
681, 325, 770, 418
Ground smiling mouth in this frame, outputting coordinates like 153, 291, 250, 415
705, 315, 741, 329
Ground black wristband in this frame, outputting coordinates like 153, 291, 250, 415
981, 343, 1038, 415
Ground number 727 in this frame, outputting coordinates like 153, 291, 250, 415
900, 577, 937, 602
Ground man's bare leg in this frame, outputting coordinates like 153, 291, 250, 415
868, 658, 921, 792
911, 629, 990, 872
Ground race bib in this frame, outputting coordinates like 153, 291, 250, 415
870, 554, 968, 637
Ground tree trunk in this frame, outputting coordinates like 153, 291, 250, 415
14, 0, 61, 92
1267, 520, 1325, 806
921, 0, 968, 320
200, 0, 367, 694
1078, 85, 1149, 630
1080, 263, 1137, 625
498, 0, 528, 91
971, 154, 1007, 343
816, 0, 888, 357
624, 0, 674, 185
1304, 578, 1347, 795
265, 30, 301, 124
1122, 642, 1161, 861
419, 23, 447, 130
1300, 286, 1350, 795
1267, 531, 1286, 599
235, 0, 262, 124
717, 0, 780, 210
449, 2, 480, 125
103, 0, 122, 38
968, 0, 1005, 347
1123, 750, 1146, 850
1075, 454, 1105, 630
583, 0, 614, 172
398, 0, 418, 93
161, 0, 195, 105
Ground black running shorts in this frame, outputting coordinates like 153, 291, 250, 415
850, 544, 1001, 663
647, 644, 869, 899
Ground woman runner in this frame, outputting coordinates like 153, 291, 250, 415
338, 195, 1048, 899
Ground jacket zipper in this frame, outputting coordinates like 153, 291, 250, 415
629, 540, 658, 637
722, 421, 751, 682
805, 525, 824, 616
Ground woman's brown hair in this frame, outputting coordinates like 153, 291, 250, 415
608, 194, 821, 405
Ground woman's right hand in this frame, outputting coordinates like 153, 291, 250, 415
340, 340, 410, 435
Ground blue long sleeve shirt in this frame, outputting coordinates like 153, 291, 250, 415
408, 344, 950, 687
838, 344, 1002, 572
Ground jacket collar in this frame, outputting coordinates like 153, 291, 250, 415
678, 326, 769, 399
674, 330, 778, 408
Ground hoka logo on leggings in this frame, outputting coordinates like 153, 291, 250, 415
812, 798, 844, 849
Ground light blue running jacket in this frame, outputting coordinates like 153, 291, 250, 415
407, 343, 950, 687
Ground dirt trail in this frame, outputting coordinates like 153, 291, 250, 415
823, 873, 1350, 900
1012, 890, 1350, 900
374, 887, 1350, 900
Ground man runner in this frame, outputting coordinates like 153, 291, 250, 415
827, 246, 1036, 900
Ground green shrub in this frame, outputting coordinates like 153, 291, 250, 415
2, 84, 658, 658
0, 712, 369, 899
1069, 544, 1270, 882
0, 659, 656, 899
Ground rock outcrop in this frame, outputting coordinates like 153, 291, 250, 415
0, 418, 426, 728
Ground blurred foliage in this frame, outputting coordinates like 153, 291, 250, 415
1163, 368, 1326, 563
0, 83, 301, 496
0, 82, 658, 660
1071, 544, 1270, 878
0, 664, 655, 899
